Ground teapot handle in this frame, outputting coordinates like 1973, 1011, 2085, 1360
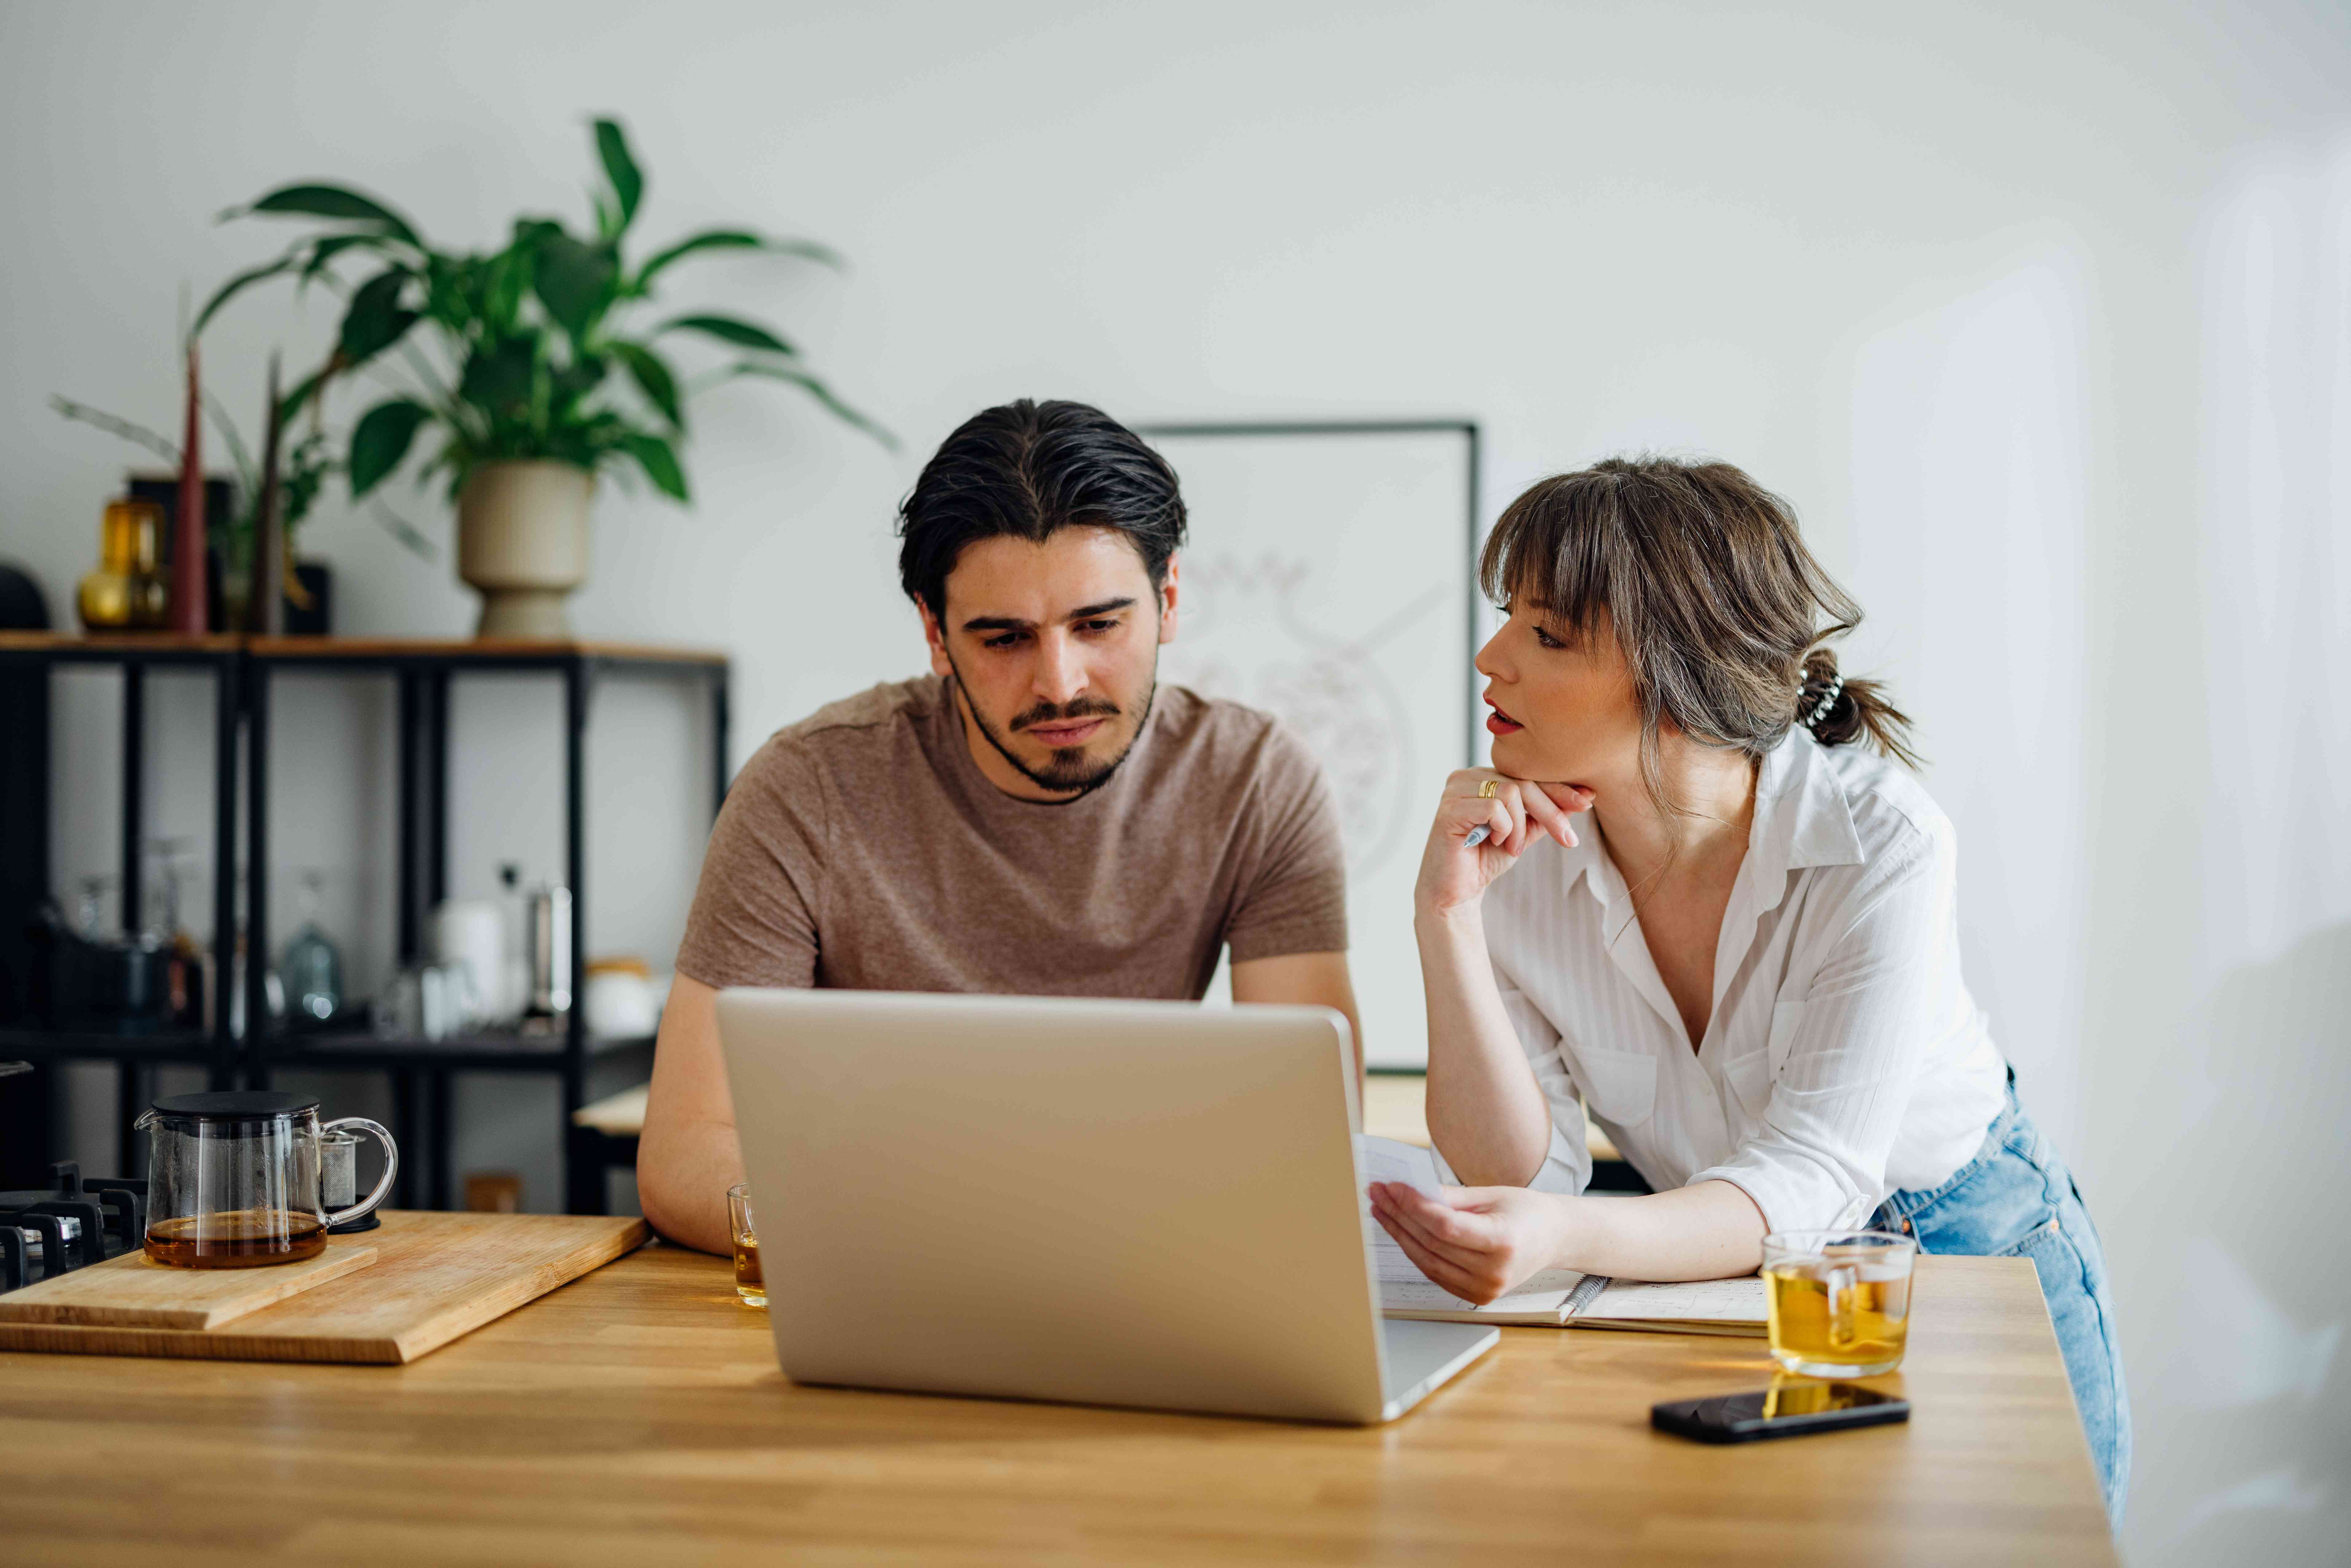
319, 1116, 399, 1227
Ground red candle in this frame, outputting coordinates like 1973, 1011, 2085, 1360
170, 340, 207, 634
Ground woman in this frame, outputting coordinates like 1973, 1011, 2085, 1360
1371, 456, 2128, 1517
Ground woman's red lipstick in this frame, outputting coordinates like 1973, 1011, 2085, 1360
1484, 699, 1523, 736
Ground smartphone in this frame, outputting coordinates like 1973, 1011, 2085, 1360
1651, 1382, 1909, 1444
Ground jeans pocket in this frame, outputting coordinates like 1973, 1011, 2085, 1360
1907, 1140, 2055, 1256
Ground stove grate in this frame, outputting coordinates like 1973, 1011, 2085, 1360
0, 1163, 147, 1294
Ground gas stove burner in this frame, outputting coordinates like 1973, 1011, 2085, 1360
0, 1163, 146, 1294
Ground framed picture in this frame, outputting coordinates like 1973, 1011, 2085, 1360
1140, 421, 1481, 1068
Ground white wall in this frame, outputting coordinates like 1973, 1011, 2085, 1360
2, 3, 2346, 1561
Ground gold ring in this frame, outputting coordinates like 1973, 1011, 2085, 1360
1477, 779, 1500, 799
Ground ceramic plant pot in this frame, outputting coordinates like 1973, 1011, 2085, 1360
455, 460, 594, 639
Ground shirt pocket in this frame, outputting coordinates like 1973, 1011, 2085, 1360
1766, 997, 1807, 1080
1571, 1046, 1657, 1129
1725, 998, 1806, 1123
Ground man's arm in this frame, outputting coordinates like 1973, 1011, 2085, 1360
1230, 949, 1363, 1085
636, 975, 742, 1255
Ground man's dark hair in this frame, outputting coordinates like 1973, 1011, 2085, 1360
896, 399, 1187, 620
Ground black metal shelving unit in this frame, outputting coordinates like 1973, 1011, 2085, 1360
0, 632, 728, 1213
0, 634, 243, 1169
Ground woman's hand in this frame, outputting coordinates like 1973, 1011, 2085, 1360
1413, 768, 1594, 920
1369, 1180, 1576, 1303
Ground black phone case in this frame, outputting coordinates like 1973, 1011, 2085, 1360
1651, 1391, 1911, 1444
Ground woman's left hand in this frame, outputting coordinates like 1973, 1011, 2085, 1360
1369, 1180, 1573, 1304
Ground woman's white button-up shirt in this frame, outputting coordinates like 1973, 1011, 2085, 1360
1473, 729, 2008, 1232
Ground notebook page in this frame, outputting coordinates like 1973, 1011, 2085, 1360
1580, 1276, 1768, 1322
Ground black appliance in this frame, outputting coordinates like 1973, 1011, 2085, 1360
0, 1162, 147, 1296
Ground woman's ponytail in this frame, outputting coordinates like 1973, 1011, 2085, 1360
1798, 647, 1921, 768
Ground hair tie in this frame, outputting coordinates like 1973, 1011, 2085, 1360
1800, 674, 1844, 730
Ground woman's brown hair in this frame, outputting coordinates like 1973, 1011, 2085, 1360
1479, 456, 1919, 818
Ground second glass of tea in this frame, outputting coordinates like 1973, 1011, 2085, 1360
1762, 1229, 1916, 1378
727, 1182, 764, 1306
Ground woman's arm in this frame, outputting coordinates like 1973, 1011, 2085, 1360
1416, 906, 1554, 1184
1412, 769, 1593, 1186
1369, 1177, 1767, 1300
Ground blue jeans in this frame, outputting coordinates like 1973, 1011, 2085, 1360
1868, 1075, 2130, 1524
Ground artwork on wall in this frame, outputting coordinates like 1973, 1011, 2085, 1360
1139, 421, 1481, 1069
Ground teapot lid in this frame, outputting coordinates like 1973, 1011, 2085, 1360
151, 1090, 320, 1120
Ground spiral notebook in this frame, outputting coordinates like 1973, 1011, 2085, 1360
1361, 1135, 1768, 1335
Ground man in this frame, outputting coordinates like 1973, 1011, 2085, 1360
640, 399, 1359, 1253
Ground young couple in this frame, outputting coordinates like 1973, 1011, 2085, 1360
640, 398, 2127, 1517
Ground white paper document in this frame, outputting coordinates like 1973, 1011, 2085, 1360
1355, 1134, 1766, 1331
1358, 1135, 1598, 1317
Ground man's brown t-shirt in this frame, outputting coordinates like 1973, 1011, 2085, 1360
673, 676, 1347, 997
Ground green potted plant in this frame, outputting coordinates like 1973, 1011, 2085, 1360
197, 117, 889, 637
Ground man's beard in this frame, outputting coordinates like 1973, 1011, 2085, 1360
945, 651, 1158, 798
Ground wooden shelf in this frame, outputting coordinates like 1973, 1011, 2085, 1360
0, 632, 723, 665
0, 632, 241, 664
246, 635, 726, 665
267, 1030, 654, 1072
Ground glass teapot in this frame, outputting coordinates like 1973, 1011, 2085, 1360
135, 1091, 397, 1268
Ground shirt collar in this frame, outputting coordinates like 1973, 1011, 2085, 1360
1566, 729, 1865, 916
1754, 728, 1868, 880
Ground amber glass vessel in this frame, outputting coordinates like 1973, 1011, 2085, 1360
76, 499, 169, 630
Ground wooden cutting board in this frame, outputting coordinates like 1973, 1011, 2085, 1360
0, 1240, 377, 1329
0, 1210, 647, 1364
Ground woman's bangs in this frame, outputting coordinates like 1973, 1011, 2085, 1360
1478, 478, 1613, 635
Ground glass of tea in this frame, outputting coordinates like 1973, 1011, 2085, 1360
138, 1091, 398, 1268
727, 1183, 765, 1306
1762, 1229, 1916, 1378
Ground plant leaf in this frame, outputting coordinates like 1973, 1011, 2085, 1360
630, 229, 842, 294
459, 336, 538, 419
660, 313, 797, 356
619, 432, 688, 501
200, 393, 257, 491
533, 229, 618, 340
479, 237, 537, 334
296, 233, 382, 293
370, 500, 440, 562
611, 342, 683, 429
278, 362, 334, 428
229, 184, 421, 247
550, 352, 607, 412
724, 361, 897, 450
191, 247, 306, 337
593, 118, 643, 231
348, 398, 432, 497
338, 268, 421, 365
49, 396, 182, 464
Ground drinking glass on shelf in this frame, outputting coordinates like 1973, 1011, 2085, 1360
727, 1183, 764, 1307
283, 871, 342, 1024
1761, 1229, 1916, 1378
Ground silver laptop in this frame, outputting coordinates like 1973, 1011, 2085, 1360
716, 989, 1497, 1424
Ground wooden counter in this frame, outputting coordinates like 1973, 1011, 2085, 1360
0, 1244, 2113, 1565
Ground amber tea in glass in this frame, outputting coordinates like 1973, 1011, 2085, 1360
727, 1183, 765, 1306
138, 1091, 397, 1269
145, 1210, 328, 1267
1762, 1229, 1916, 1378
